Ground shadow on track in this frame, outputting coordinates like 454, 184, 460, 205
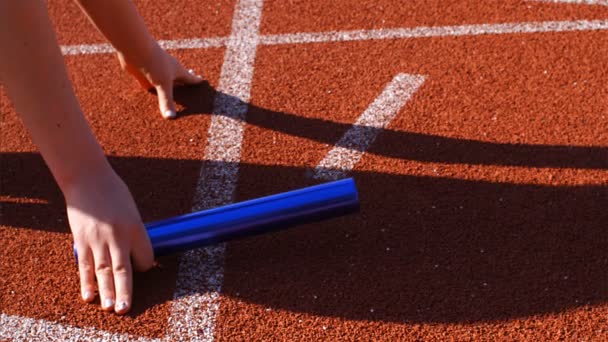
2, 151, 606, 323
173, 81, 608, 170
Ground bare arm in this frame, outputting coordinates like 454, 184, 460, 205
74, 0, 158, 68
0, 0, 154, 315
0, 0, 107, 186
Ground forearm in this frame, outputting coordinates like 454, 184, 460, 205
0, 0, 111, 191
74, 0, 159, 67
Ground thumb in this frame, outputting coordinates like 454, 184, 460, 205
176, 68, 204, 85
131, 230, 155, 272
156, 82, 177, 119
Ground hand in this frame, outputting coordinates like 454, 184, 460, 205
117, 46, 204, 119
64, 168, 154, 314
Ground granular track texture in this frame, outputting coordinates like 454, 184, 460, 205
1, 0, 607, 340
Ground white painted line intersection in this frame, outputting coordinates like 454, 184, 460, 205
60, 19, 608, 56
4, 0, 264, 341
4, 1, 607, 341
167, 0, 264, 341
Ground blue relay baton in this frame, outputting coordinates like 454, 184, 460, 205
73, 178, 359, 259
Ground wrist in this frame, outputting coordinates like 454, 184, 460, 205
115, 38, 160, 71
54, 150, 114, 196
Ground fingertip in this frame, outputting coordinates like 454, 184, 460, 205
76, 246, 97, 304
190, 69, 203, 78
162, 110, 177, 119
115, 300, 130, 315
156, 83, 177, 120
181, 68, 204, 84
82, 290, 95, 303
102, 298, 115, 312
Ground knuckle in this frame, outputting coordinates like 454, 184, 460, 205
112, 263, 130, 275
95, 263, 113, 274
79, 262, 95, 273
99, 220, 124, 230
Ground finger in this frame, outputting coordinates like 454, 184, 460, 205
132, 72, 154, 91
75, 242, 96, 303
92, 245, 115, 311
117, 53, 154, 90
155, 82, 177, 119
175, 68, 204, 86
130, 223, 155, 273
108, 243, 133, 315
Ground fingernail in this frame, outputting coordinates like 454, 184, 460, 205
188, 69, 195, 75
82, 290, 94, 302
163, 110, 176, 119
115, 301, 128, 312
103, 298, 115, 309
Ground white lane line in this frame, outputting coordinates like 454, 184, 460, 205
159, 37, 228, 50
15, 11, 605, 342
0, 313, 160, 342
166, 0, 264, 341
313, 74, 426, 181
531, 0, 608, 5
260, 19, 608, 45
61, 43, 114, 55
59, 19, 608, 56
60, 38, 227, 55
0, 3, 261, 341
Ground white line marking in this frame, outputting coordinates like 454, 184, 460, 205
6, 11, 605, 342
159, 37, 228, 50
166, 0, 263, 341
260, 19, 608, 45
313, 74, 426, 181
0, 313, 160, 342
1, 1, 262, 341
61, 43, 114, 55
60, 38, 227, 55
531, 0, 608, 5
60, 20, 608, 56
